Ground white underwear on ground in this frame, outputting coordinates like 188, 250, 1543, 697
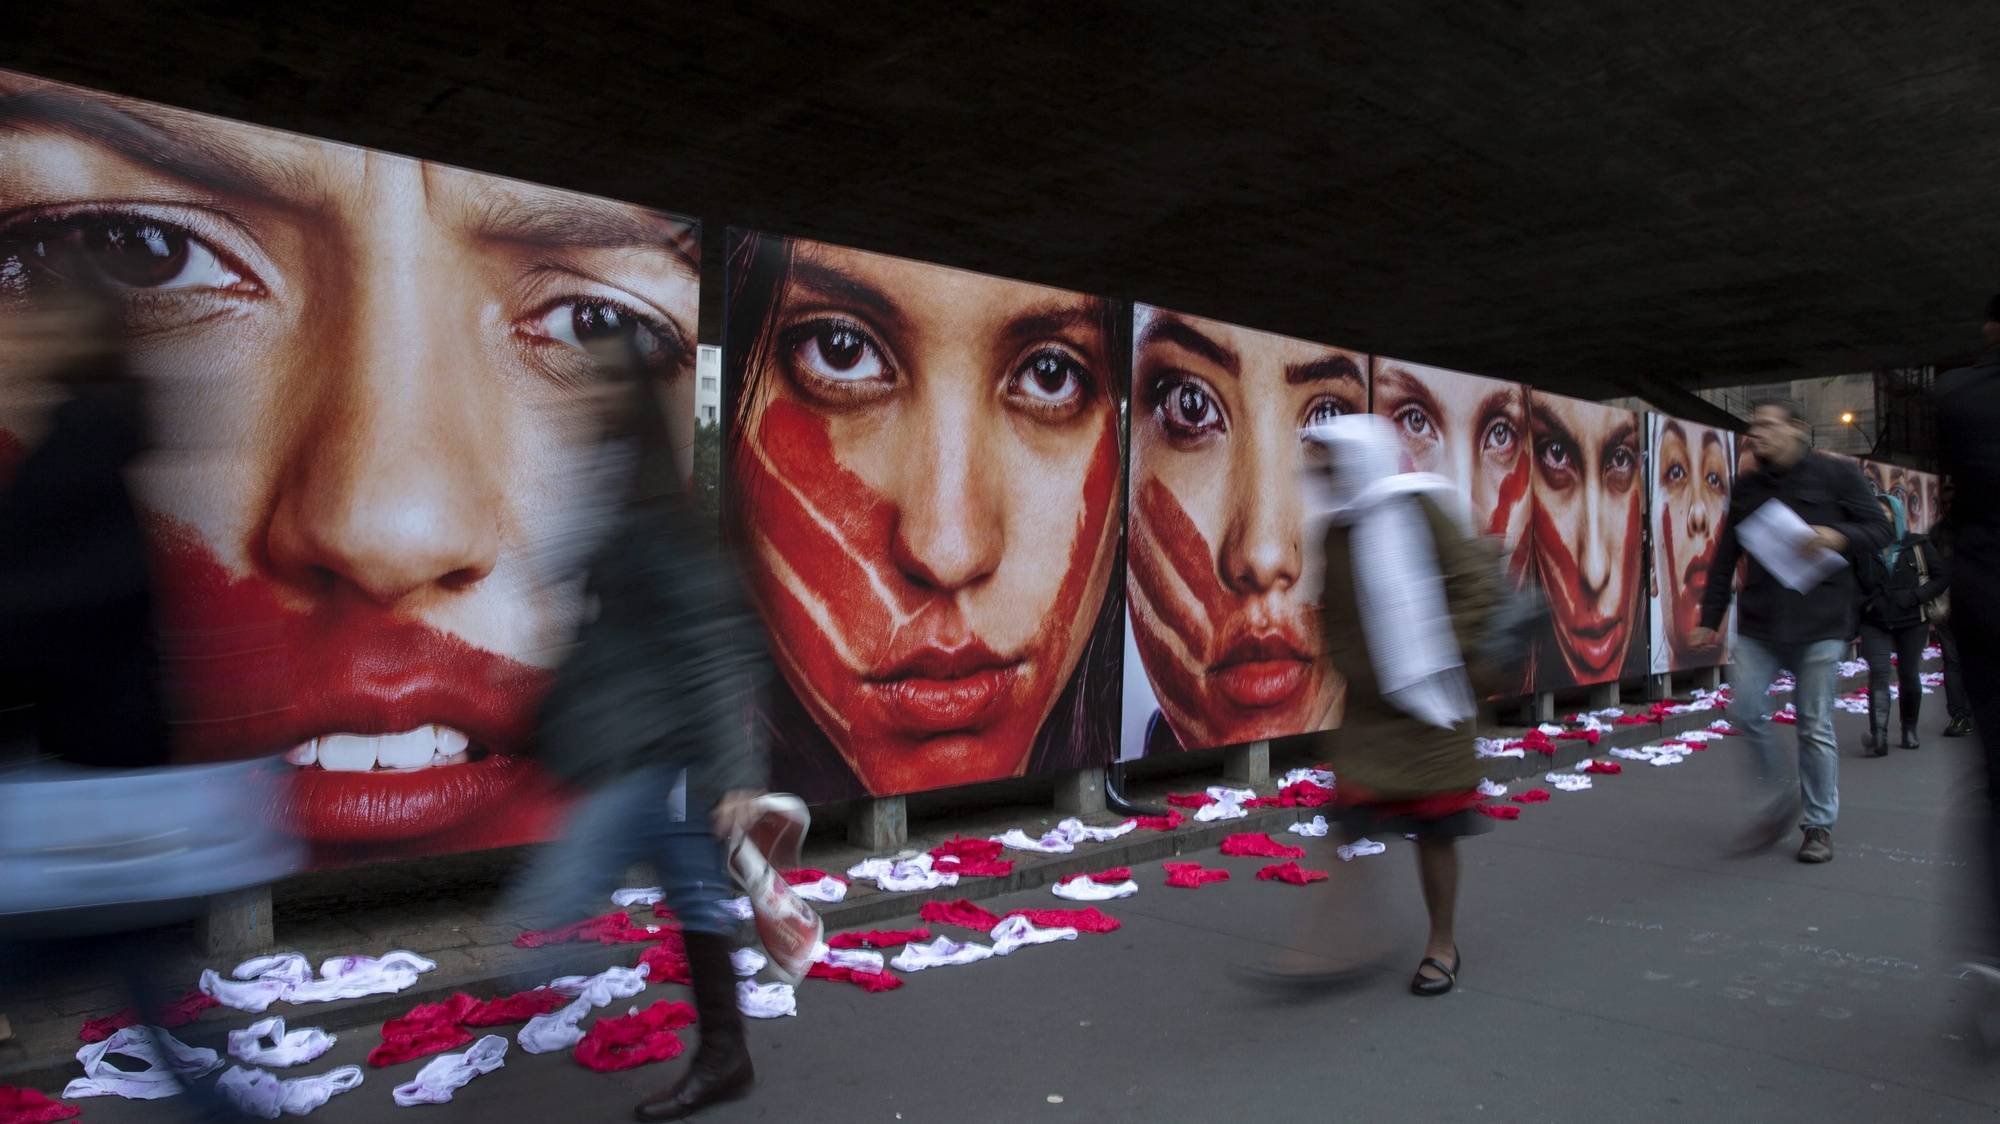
1545, 773, 1593, 792
611, 886, 665, 909
788, 875, 848, 903
988, 916, 1078, 956
847, 853, 960, 892
731, 948, 768, 977
1193, 800, 1249, 823
215, 1063, 363, 1118
890, 936, 995, 972
522, 964, 653, 1055
392, 1035, 508, 1107
228, 1017, 336, 1068
720, 896, 756, 920
1052, 817, 1137, 845
1288, 815, 1330, 838
1477, 778, 1509, 797
823, 948, 885, 972
203, 950, 435, 1012
737, 981, 797, 1019
1052, 877, 1138, 901
1337, 838, 1386, 862
991, 829, 1075, 854
63, 1025, 223, 1100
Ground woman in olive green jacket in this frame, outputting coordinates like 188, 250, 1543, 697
1267, 415, 1500, 996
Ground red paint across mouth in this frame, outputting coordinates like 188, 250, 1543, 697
147, 517, 562, 860
865, 640, 1023, 735
1210, 631, 1314, 710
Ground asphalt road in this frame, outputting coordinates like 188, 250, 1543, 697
69, 688, 2000, 1123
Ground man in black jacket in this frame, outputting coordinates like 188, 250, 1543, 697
1935, 295, 2000, 1017
1691, 399, 1891, 863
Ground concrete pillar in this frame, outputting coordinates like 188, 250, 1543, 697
847, 795, 907, 852
1052, 766, 1106, 816
1222, 741, 1270, 787
1530, 693, 1556, 724
197, 886, 274, 958
1696, 666, 1723, 692
1586, 681, 1621, 710
1642, 673, 1671, 702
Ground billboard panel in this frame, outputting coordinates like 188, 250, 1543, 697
723, 231, 1124, 800
1648, 415, 1735, 673
0, 70, 701, 866
1121, 307, 1362, 757
1527, 391, 1648, 690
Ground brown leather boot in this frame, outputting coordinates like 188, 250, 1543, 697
634, 932, 754, 1121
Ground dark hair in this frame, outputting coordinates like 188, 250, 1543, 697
1750, 397, 1807, 427
722, 229, 1127, 802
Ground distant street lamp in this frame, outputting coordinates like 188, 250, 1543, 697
1840, 411, 1855, 425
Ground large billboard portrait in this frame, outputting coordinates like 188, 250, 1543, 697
1527, 391, 1647, 690
0, 71, 700, 866
1119, 308, 1362, 759
1371, 359, 1533, 583
723, 232, 1124, 803
1648, 415, 1735, 673
1861, 461, 1936, 534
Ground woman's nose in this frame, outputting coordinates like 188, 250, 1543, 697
1220, 430, 1301, 595
887, 393, 1003, 593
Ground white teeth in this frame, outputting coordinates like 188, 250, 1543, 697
288, 725, 473, 771
317, 734, 379, 773
375, 728, 435, 771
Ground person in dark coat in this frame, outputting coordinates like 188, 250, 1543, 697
1853, 494, 1947, 755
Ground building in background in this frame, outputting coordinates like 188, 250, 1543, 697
1696, 373, 1875, 456
697, 345, 722, 426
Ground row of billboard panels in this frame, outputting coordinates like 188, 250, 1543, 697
0, 71, 1935, 864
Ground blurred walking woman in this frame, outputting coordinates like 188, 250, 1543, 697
1855, 493, 1946, 755
1262, 415, 1500, 996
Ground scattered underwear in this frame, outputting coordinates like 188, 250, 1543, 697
1545, 773, 1593, 793
78, 990, 219, 1044
847, 853, 960, 892
1582, 761, 1623, 775
1165, 792, 1215, 809
1194, 787, 1254, 822
933, 858, 1014, 878
731, 948, 769, 977
202, 951, 437, 1013
1278, 767, 1339, 790
1257, 861, 1330, 885
930, 838, 1006, 864
781, 869, 850, 903
575, 1004, 694, 1073
637, 944, 693, 986
520, 964, 653, 1055
819, 947, 887, 973
611, 886, 664, 909
214, 1064, 363, 1118
721, 897, 755, 921
1220, 833, 1306, 859
990, 829, 1075, 854
806, 962, 904, 992
228, 1017, 336, 1068
1052, 875, 1139, 901
1247, 780, 1336, 809
737, 981, 797, 1019
1336, 838, 1386, 862
1476, 779, 1509, 798
1132, 811, 1185, 831
827, 927, 931, 950
919, 899, 1004, 932
1509, 789, 1552, 804
370, 990, 570, 1067
1005, 908, 1120, 934
1288, 815, 1330, 838
0, 1086, 79, 1123
988, 915, 1079, 956
393, 1035, 509, 1104
63, 1026, 223, 1101
1474, 804, 1521, 821
1163, 862, 1231, 888
1475, 738, 1528, 759
890, 937, 995, 972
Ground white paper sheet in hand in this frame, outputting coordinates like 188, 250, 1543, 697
1737, 499, 1845, 593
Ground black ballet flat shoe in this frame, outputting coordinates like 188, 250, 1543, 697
1410, 948, 1459, 997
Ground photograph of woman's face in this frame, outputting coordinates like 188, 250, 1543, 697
1370, 360, 1532, 583
1125, 307, 1358, 752
1529, 393, 1642, 688
728, 235, 1121, 798
1651, 417, 1732, 670
0, 73, 699, 864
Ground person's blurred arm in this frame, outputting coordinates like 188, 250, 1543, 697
1695, 495, 1745, 639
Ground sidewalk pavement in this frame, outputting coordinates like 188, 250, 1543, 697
0, 701, 1729, 1094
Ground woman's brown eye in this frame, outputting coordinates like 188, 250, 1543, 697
3, 213, 243, 294
1011, 350, 1088, 409
781, 318, 890, 385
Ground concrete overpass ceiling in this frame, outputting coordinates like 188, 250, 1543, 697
7, 1, 1999, 398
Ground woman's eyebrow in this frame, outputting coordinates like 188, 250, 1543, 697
0, 87, 312, 203
1285, 353, 1362, 387
999, 298, 1108, 348
467, 186, 698, 272
784, 257, 908, 335
1377, 370, 1444, 419
1136, 315, 1238, 376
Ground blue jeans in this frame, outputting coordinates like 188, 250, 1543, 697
1728, 635, 1845, 830
505, 765, 735, 935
